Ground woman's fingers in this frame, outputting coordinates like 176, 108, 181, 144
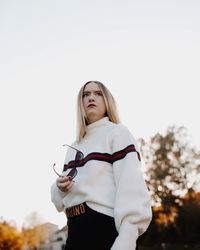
57, 176, 71, 183
56, 176, 74, 192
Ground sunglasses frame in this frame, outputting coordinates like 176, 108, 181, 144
53, 144, 84, 180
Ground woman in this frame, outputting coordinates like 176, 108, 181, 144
51, 81, 152, 250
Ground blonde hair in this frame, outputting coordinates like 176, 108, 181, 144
76, 81, 120, 142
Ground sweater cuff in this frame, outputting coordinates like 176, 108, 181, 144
51, 183, 67, 212
111, 221, 138, 250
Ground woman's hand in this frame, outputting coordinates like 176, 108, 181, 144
56, 176, 74, 192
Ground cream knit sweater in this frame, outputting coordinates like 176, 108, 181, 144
51, 117, 152, 250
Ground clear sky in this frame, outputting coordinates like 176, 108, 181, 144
0, 0, 199, 229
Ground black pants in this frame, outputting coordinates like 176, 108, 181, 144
65, 202, 118, 250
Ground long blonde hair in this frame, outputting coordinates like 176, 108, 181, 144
76, 81, 120, 142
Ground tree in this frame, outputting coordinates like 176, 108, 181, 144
0, 219, 23, 250
138, 126, 200, 246
176, 189, 200, 244
140, 125, 200, 206
21, 212, 46, 250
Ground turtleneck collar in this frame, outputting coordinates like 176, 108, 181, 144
86, 116, 110, 135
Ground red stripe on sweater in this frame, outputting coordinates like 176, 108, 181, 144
63, 144, 140, 171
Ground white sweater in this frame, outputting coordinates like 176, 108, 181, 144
51, 117, 152, 250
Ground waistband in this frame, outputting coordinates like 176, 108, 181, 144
65, 203, 86, 218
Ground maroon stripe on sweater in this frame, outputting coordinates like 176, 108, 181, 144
63, 144, 141, 171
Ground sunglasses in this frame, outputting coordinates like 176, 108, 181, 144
53, 144, 84, 179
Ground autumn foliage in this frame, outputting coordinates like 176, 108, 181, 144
0, 213, 49, 250
0, 220, 23, 250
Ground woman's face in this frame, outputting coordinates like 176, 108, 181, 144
82, 82, 107, 124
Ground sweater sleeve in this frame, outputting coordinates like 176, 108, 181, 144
110, 125, 152, 250
50, 183, 66, 212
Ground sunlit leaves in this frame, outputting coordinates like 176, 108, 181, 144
0, 219, 23, 250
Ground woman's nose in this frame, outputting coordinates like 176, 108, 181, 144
89, 93, 95, 101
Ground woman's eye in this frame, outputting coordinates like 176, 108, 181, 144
96, 92, 103, 96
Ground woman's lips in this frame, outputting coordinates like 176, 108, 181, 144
88, 104, 96, 108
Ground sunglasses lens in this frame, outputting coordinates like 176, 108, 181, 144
67, 168, 77, 179
75, 152, 84, 161
53, 145, 84, 179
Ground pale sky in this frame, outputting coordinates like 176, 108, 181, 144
0, 0, 199, 229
